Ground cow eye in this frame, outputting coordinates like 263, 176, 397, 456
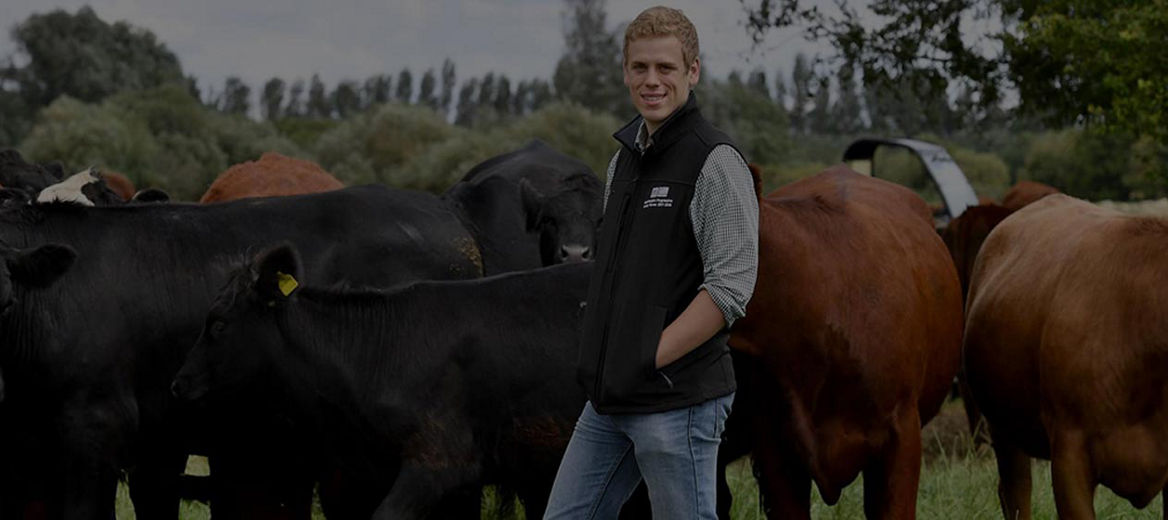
209, 319, 227, 339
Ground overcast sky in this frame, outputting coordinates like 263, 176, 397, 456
0, 0, 828, 95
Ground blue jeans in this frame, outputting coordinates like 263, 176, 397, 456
543, 393, 735, 519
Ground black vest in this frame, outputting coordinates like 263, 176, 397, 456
578, 94, 739, 414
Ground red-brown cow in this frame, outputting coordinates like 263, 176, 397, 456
200, 152, 343, 203
941, 181, 1059, 441
102, 171, 136, 201
1001, 180, 1059, 212
729, 165, 963, 519
965, 194, 1168, 519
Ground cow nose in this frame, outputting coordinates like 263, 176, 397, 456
560, 245, 591, 263
170, 379, 185, 399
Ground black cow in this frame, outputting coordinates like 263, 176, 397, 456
0, 149, 64, 196
0, 185, 481, 519
173, 245, 591, 519
443, 140, 602, 273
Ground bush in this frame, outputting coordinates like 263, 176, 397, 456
18, 85, 307, 200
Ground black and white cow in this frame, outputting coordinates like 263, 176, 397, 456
173, 244, 591, 519
0, 185, 482, 519
443, 140, 602, 274
35, 168, 126, 206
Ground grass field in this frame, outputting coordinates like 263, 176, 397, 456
114, 402, 1163, 519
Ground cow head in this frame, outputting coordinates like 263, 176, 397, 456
172, 243, 303, 406
520, 175, 602, 265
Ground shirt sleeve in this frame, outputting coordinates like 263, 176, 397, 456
690, 144, 759, 327
601, 151, 619, 212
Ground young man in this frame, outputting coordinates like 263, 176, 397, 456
544, 6, 759, 519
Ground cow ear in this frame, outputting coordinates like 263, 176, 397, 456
7, 243, 76, 288
254, 243, 303, 300
519, 178, 545, 231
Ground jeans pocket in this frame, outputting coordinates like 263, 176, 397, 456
713, 392, 735, 439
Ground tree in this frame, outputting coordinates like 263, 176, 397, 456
418, 69, 438, 110
261, 78, 285, 121
395, 69, 413, 104
807, 76, 831, 134
332, 80, 361, 118
285, 79, 305, 117
789, 54, 812, 134
832, 64, 862, 134
455, 78, 479, 126
741, 0, 1167, 145
493, 75, 512, 114
478, 72, 496, 110
363, 75, 392, 107
439, 59, 456, 115
746, 68, 769, 99
552, 0, 626, 116
307, 74, 330, 118
529, 79, 554, 113
220, 77, 251, 116
7, 7, 185, 108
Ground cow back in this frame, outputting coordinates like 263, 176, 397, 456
200, 152, 344, 203
966, 194, 1168, 499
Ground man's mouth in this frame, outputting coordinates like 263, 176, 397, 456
641, 93, 665, 106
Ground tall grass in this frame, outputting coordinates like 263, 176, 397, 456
115, 403, 1163, 519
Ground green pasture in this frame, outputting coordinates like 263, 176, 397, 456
113, 401, 1163, 519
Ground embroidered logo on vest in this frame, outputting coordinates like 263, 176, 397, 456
644, 186, 673, 209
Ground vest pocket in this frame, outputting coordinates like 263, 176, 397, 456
599, 302, 667, 402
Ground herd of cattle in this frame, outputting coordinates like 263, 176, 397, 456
0, 141, 1162, 520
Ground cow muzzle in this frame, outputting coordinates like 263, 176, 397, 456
559, 244, 592, 263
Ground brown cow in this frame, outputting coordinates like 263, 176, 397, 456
1001, 180, 1059, 212
942, 181, 1059, 441
200, 152, 343, 203
965, 194, 1168, 519
101, 171, 136, 201
728, 165, 963, 519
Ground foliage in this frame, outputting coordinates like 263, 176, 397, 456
552, 0, 627, 118
313, 103, 456, 187
1017, 129, 1166, 201
741, 0, 1167, 147
0, 6, 185, 144
697, 77, 790, 166
4, 6, 185, 108
18, 85, 302, 201
1006, 1, 1168, 141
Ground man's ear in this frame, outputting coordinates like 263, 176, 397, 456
688, 56, 701, 86
519, 178, 546, 231
7, 243, 76, 288
254, 242, 303, 301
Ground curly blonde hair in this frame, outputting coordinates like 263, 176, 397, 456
623, 6, 700, 67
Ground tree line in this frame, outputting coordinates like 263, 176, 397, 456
1, 1, 1165, 204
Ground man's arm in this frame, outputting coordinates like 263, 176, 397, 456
655, 145, 759, 369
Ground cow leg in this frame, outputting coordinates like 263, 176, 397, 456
1050, 430, 1096, 520
862, 410, 922, 520
370, 461, 479, 520
750, 412, 811, 520
128, 449, 187, 519
992, 438, 1032, 520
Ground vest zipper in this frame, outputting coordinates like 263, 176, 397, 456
594, 188, 635, 402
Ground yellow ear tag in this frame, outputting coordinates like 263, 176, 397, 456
276, 271, 299, 297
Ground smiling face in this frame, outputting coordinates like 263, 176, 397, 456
623, 35, 700, 135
